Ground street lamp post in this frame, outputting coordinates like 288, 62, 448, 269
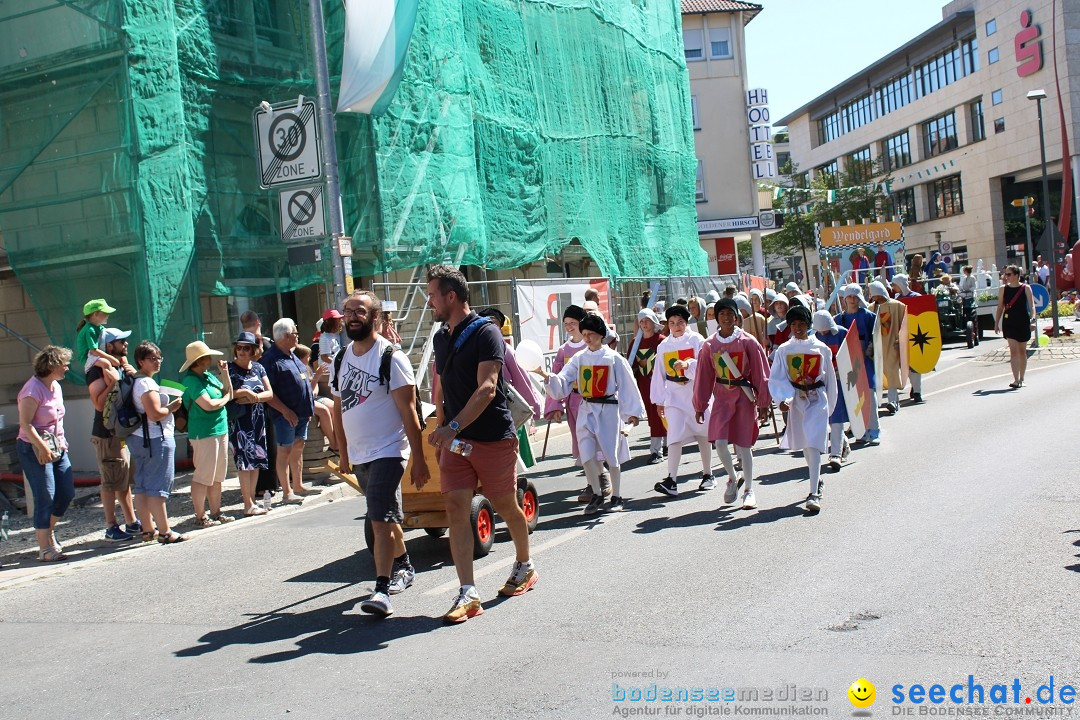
1027, 89, 1060, 337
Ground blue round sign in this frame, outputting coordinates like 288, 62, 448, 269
1031, 283, 1050, 314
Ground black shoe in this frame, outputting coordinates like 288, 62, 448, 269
583, 495, 606, 515
648, 451, 664, 465
653, 477, 678, 497
910, 393, 924, 404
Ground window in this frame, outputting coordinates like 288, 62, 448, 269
695, 159, 706, 202
817, 91, 874, 144
875, 71, 914, 117
923, 112, 958, 158
708, 27, 732, 59
848, 147, 873, 181
776, 152, 791, 172
691, 96, 700, 130
883, 131, 911, 171
913, 36, 978, 98
891, 188, 917, 224
929, 175, 963, 218
991, 89, 1003, 105
970, 99, 985, 142
988, 47, 999, 64
986, 18, 997, 36
994, 117, 1006, 134
817, 160, 839, 188
683, 29, 704, 61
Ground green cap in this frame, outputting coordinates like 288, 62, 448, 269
83, 298, 116, 316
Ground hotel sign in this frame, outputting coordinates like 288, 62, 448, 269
747, 88, 776, 179
698, 216, 759, 233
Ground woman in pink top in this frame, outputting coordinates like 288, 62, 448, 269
17, 346, 75, 562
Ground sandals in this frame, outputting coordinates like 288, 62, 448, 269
38, 547, 67, 562
211, 514, 235, 524
157, 531, 187, 544
141, 530, 158, 542
243, 506, 268, 517
194, 516, 221, 528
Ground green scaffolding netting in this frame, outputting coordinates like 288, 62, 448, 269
0, 0, 704, 384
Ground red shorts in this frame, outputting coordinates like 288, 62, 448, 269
439, 436, 518, 499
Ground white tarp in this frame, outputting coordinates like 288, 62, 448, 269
337, 0, 419, 115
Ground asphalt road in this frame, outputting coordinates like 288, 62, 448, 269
3, 335, 1078, 719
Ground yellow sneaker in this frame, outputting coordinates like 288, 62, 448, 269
443, 590, 484, 624
498, 562, 538, 597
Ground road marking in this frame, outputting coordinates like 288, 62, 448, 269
423, 510, 636, 597
922, 355, 977, 382
923, 360, 1076, 399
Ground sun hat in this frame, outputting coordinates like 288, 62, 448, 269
180, 340, 223, 373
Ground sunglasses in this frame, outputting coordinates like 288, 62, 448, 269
235, 345, 256, 353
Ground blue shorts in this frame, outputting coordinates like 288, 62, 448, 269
130, 435, 176, 498
272, 415, 309, 446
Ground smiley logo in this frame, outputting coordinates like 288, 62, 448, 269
848, 678, 876, 708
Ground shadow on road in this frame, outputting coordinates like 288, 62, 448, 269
714, 501, 807, 530
632, 508, 722, 534
972, 388, 1017, 396
755, 468, 809, 486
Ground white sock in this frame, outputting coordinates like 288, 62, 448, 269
667, 442, 683, 480
583, 459, 603, 495
716, 442, 737, 480
698, 437, 713, 476
736, 445, 754, 493
461, 583, 478, 598
911, 372, 922, 393
805, 448, 822, 495
829, 424, 845, 456
887, 387, 899, 405
650, 436, 663, 454
609, 467, 622, 497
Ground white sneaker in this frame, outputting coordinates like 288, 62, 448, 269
360, 591, 394, 617
805, 493, 821, 512
741, 490, 757, 510
723, 479, 738, 504
698, 475, 716, 491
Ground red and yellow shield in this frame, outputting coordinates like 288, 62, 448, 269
713, 350, 745, 382
786, 352, 822, 385
899, 295, 941, 374
578, 364, 610, 398
663, 348, 695, 379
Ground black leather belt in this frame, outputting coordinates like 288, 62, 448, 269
716, 377, 752, 387
583, 395, 618, 404
791, 380, 825, 392
664, 375, 689, 384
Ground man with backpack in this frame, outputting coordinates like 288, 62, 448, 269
87, 327, 142, 541
427, 265, 537, 624
330, 291, 430, 618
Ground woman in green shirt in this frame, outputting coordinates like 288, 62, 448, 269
181, 341, 234, 527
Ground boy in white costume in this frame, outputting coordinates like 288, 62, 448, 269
768, 304, 837, 513
539, 313, 645, 514
650, 304, 714, 496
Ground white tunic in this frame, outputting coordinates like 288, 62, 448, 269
546, 346, 646, 466
649, 331, 708, 444
767, 336, 837, 453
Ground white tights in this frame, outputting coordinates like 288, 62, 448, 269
716, 443, 754, 493
584, 459, 621, 497
666, 438, 713, 481
804, 448, 821, 495
829, 423, 845, 456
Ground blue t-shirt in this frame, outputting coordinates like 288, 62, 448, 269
261, 345, 314, 419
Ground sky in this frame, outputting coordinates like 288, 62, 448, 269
745, 0, 954, 124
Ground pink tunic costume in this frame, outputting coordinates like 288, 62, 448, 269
692, 327, 770, 447
543, 339, 588, 461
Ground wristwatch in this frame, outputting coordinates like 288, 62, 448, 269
448, 420, 461, 434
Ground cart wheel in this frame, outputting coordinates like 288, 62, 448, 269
517, 479, 540, 533
424, 527, 447, 538
363, 516, 375, 555
470, 495, 495, 558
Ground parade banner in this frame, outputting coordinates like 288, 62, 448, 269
899, 295, 941, 374
817, 222, 905, 285
836, 320, 872, 439
337, 0, 420, 115
514, 278, 611, 366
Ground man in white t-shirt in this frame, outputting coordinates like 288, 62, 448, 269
331, 290, 430, 618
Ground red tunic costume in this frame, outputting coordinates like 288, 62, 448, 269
692, 328, 771, 447
629, 332, 665, 438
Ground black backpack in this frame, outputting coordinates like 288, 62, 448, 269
332, 345, 426, 428
101, 371, 142, 438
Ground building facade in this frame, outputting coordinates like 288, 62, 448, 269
682, 0, 771, 276
778, 0, 1079, 278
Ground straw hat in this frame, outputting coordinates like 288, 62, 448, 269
180, 340, 223, 373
